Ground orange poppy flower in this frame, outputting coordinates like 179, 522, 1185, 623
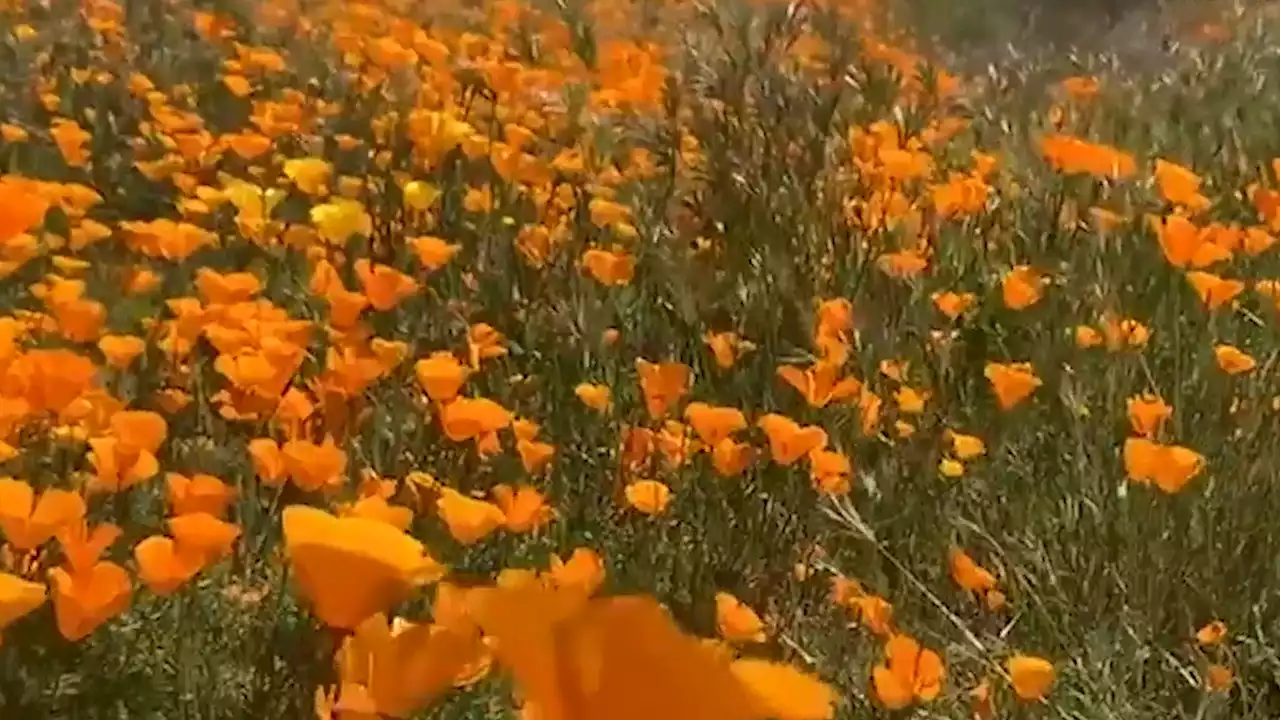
1196, 620, 1228, 647
97, 334, 147, 369
49, 521, 132, 641
949, 548, 1002, 609
831, 576, 894, 636
465, 584, 835, 720
414, 352, 470, 403
715, 592, 767, 644
325, 612, 484, 718
808, 448, 852, 496
625, 480, 672, 516
1006, 655, 1055, 701
0, 571, 47, 642
711, 438, 756, 478
1186, 271, 1244, 310
282, 505, 445, 629
635, 359, 692, 419
1214, 345, 1256, 375
931, 291, 976, 320
1002, 265, 1044, 310
581, 247, 635, 286
984, 362, 1042, 411
491, 484, 554, 534
248, 438, 287, 487
1154, 159, 1211, 211
437, 488, 506, 545
87, 411, 168, 493
1126, 394, 1172, 437
134, 513, 241, 596
165, 473, 236, 517
776, 362, 861, 408
467, 323, 508, 369
704, 331, 746, 369
440, 397, 512, 444
0, 180, 50, 241
684, 403, 747, 447
0, 478, 85, 552
1123, 437, 1206, 494
195, 269, 262, 305
574, 383, 612, 412
1205, 664, 1233, 693
546, 548, 606, 597
282, 437, 348, 492
871, 635, 945, 709
409, 236, 460, 271
354, 259, 419, 312
757, 414, 828, 466
1148, 214, 1231, 269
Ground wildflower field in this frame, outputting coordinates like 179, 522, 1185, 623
7, 0, 1280, 717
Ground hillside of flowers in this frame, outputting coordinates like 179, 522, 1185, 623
4, 0, 1280, 717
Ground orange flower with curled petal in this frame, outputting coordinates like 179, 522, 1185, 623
87, 411, 168, 493
281, 437, 347, 492
758, 414, 828, 466
546, 548, 606, 597
49, 521, 132, 641
195, 268, 261, 305
575, 383, 612, 412
704, 331, 747, 369
1186, 271, 1244, 310
440, 397, 512, 443
6, 348, 97, 415
415, 352, 470, 403
248, 438, 286, 487
327, 612, 484, 719
1002, 265, 1044, 310
635, 359, 691, 419
1154, 159, 1211, 211
491, 484, 553, 534
1148, 214, 1232, 269
0, 179, 50, 241
931, 290, 975, 321
0, 478, 85, 552
581, 247, 635, 286
984, 362, 1041, 411
0, 572, 46, 642
516, 436, 555, 475
1214, 344, 1256, 375
1124, 438, 1206, 494
282, 505, 445, 630
165, 473, 236, 517
1196, 620, 1228, 647
1006, 655, 1055, 701
871, 635, 945, 709
355, 259, 418, 312
711, 438, 755, 478
436, 488, 506, 546
683, 402, 747, 447
467, 323, 507, 369
776, 362, 861, 409
134, 513, 241, 596
409, 235, 460, 271
808, 448, 852, 496
465, 583, 833, 720
1126, 394, 1172, 437
97, 334, 146, 369
949, 548, 1003, 609
624, 479, 671, 515
715, 592, 767, 644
